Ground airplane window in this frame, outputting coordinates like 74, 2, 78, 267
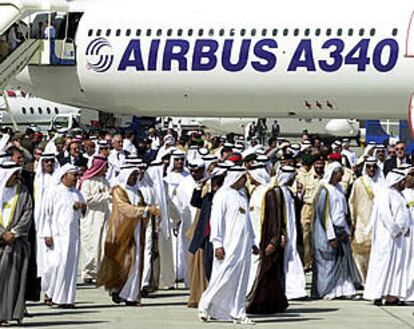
30, 107, 34, 114
146, 29, 151, 37
96, 29, 102, 37
315, 28, 321, 36
22, 107, 26, 115
392, 28, 398, 36
167, 29, 172, 36
240, 29, 246, 36
188, 29, 193, 36
294, 28, 299, 36
116, 29, 121, 37
177, 29, 183, 36
106, 29, 111, 37
88, 29, 93, 37
230, 28, 235, 37
370, 28, 376, 36
156, 29, 162, 37
337, 28, 343, 36
272, 29, 278, 36
55, 107, 59, 114
198, 29, 204, 37
326, 28, 332, 36
136, 29, 141, 37
283, 28, 289, 36
359, 28, 364, 36
262, 29, 267, 37
208, 29, 214, 36
219, 29, 225, 37
348, 28, 354, 36
38, 107, 42, 114
126, 29, 131, 37
251, 29, 257, 36
304, 28, 310, 36
47, 107, 51, 114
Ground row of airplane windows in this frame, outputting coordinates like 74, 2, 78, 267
88, 27, 399, 38
21, 107, 60, 115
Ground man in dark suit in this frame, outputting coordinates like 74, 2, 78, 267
383, 141, 411, 176
58, 140, 88, 169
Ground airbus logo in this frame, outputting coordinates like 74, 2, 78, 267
85, 38, 114, 73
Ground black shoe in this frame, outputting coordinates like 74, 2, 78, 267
83, 278, 94, 285
125, 301, 142, 307
57, 304, 75, 309
111, 292, 122, 304
374, 299, 382, 306
384, 300, 405, 306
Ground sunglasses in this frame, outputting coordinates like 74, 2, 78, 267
44, 159, 55, 163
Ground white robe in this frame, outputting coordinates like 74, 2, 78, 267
281, 186, 307, 300
402, 189, 414, 301
323, 184, 356, 299
198, 187, 255, 321
364, 187, 411, 300
247, 184, 268, 294
80, 176, 111, 280
45, 184, 85, 305
147, 164, 175, 289
173, 174, 198, 285
33, 172, 54, 281
107, 150, 126, 187
164, 170, 190, 282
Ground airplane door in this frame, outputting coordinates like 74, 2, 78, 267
406, 12, 414, 57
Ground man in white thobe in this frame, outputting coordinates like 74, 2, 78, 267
44, 164, 86, 308
198, 167, 256, 325
147, 160, 176, 289
247, 163, 271, 294
364, 168, 411, 305
403, 167, 414, 302
79, 155, 111, 284
278, 166, 307, 300
173, 159, 206, 286
33, 153, 59, 294
107, 134, 127, 186
164, 150, 190, 283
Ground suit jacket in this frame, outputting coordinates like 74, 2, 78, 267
383, 155, 411, 176
59, 154, 89, 168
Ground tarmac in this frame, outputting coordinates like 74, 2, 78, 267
23, 281, 414, 329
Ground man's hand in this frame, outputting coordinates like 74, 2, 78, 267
2, 231, 15, 244
329, 239, 337, 249
73, 202, 86, 210
265, 243, 276, 256
252, 245, 260, 255
215, 247, 225, 260
44, 237, 54, 248
149, 205, 161, 217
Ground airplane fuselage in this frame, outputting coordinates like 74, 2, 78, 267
14, 0, 414, 120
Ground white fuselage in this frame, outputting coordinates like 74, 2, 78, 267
0, 93, 80, 129
14, 0, 414, 120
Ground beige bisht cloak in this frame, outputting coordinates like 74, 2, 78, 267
97, 187, 147, 291
348, 176, 374, 283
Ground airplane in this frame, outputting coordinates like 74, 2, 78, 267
2, 0, 414, 134
164, 117, 360, 139
0, 89, 84, 131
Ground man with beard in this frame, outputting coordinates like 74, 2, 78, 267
364, 168, 411, 305
348, 157, 383, 284
300, 155, 325, 272
97, 165, 160, 306
198, 167, 256, 325
33, 153, 59, 302
312, 162, 361, 300
0, 162, 33, 326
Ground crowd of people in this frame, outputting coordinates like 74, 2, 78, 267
0, 124, 413, 326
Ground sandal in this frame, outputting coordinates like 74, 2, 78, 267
233, 316, 255, 325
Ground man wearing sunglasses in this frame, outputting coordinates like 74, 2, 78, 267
383, 141, 412, 176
